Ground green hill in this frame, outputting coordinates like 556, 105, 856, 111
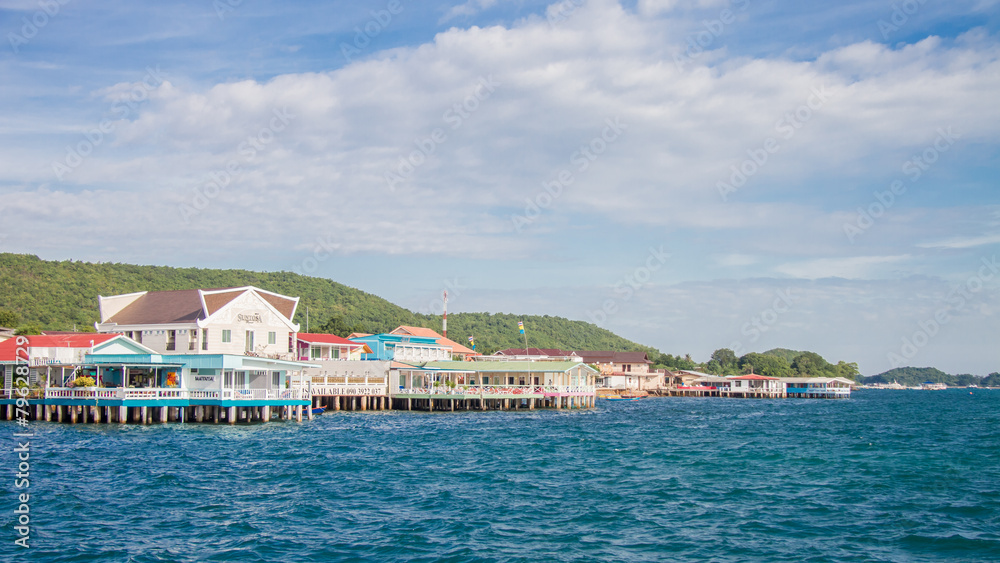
863, 367, 1000, 387
0, 253, 653, 355
762, 348, 804, 363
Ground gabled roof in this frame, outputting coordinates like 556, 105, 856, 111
391, 326, 479, 356
202, 289, 244, 315
100, 286, 298, 327
0, 333, 121, 361
106, 289, 205, 324
574, 351, 651, 364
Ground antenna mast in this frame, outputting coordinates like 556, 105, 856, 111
442, 290, 448, 338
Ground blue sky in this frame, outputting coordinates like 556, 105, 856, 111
1, 0, 998, 375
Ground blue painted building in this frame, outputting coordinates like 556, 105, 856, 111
349, 333, 451, 362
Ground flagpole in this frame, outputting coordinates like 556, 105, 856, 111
525, 329, 531, 391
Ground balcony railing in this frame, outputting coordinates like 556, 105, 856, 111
394, 385, 595, 396
43, 387, 306, 401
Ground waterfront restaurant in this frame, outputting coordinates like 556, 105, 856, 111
96, 286, 300, 359
40, 336, 317, 424
1, 332, 145, 418
778, 377, 854, 399
389, 360, 598, 411
725, 374, 783, 398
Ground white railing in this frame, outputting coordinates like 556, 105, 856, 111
393, 385, 597, 396
43, 387, 305, 401
305, 375, 387, 385
310, 385, 386, 396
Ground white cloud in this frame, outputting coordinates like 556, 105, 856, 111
774, 255, 912, 280
3, 0, 999, 270
442, 0, 500, 22
917, 234, 1000, 249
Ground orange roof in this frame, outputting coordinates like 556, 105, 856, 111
391, 326, 479, 356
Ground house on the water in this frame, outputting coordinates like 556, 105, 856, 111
778, 377, 853, 398
575, 351, 658, 391
96, 286, 300, 358
390, 326, 480, 360
389, 360, 598, 411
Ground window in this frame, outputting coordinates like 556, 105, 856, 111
135, 331, 142, 344
333, 348, 340, 360
483, 376, 490, 385
245, 331, 254, 354
399, 374, 406, 387
202, 329, 208, 351
189, 330, 197, 351
166, 330, 176, 351
288, 334, 294, 353
268, 331, 276, 345
222, 329, 231, 343
311, 346, 321, 359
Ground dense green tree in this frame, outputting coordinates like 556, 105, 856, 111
0, 309, 19, 328
791, 351, 832, 376
982, 372, 1000, 387
835, 361, 860, 381
710, 348, 737, 370
704, 359, 723, 374
15, 325, 41, 335
738, 352, 792, 377
317, 315, 367, 337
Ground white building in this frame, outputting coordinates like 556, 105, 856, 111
96, 286, 300, 359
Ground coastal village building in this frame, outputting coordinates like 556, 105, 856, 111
296, 333, 368, 362
725, 374, 784, 398
778, 377, 853, 398
1, 333, 139, 395
349, 333, 451, 363
95, 287, 300, 359
490, 348, 582, 361
390, 326, 480, 360
575, 351, 657, 390
390, 360, 598, 411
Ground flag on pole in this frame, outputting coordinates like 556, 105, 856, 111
518, 321, 524, 335
468, 335, 475, 350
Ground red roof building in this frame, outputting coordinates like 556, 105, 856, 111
296, 333, 370, 361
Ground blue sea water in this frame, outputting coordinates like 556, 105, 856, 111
2, 390, 1000, 562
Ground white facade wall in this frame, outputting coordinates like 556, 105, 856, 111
108, 292, 296, 358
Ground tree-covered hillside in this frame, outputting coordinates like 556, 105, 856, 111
0, 253, 651, 354
700, 347, 861, 380
863, 367, 1000, 387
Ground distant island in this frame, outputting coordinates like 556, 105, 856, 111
861, 366, 1000, 388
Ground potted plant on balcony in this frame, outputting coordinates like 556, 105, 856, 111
71, 376, 96, 388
